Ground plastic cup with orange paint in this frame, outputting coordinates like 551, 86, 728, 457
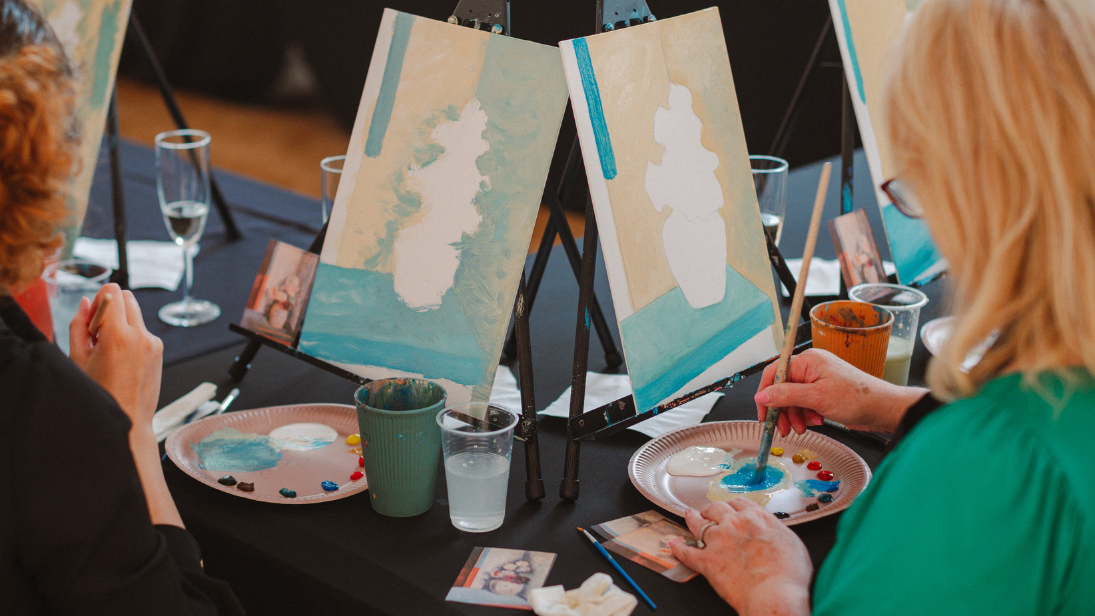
809, 300, 894, 379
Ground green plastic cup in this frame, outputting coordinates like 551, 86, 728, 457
355, 378, 447, 517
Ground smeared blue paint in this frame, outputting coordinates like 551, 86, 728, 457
881, 202, 944, 284
365, 11, 415, 158
841, 183, 854, 216
191, 428, 282, 472
718, 462, 787, 492
585, 308, 591, 330
795, 479, 841, 497
321, 480, 339, 492
571, 38, 617, 179
835, 0, 867, 104
621, 265, 775, 411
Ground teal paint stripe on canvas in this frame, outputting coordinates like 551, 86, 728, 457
835, 0, 867, 104
620, 265, 775, 410
90, 1, 122, 108
572, 38, 618, 179
881, 202, 943, 283
631, 300, 774, 410
364, 11, 415, 158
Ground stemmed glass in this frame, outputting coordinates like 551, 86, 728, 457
155, 129, 220, 326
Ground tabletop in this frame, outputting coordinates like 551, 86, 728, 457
94, 140, 949, 614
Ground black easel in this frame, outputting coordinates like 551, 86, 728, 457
226, 0, 547, 502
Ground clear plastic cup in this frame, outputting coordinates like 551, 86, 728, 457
42, 259, 112, 355
436, 403, 519, 533
849, 283, 929, 386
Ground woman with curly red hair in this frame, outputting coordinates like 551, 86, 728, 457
0, 1, 242, 612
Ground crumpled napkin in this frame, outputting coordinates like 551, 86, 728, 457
73, 238, 198, 291
528, 573, 637, 616
152, 382, 217, 442
537, 370, 723, 439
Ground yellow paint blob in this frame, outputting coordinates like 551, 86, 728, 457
770, 447, 784, 457
346, 434, 361, 445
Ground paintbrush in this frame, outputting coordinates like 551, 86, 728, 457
577, 527, 656, 610
87, 294, 111, 336
752, 162, 832, 484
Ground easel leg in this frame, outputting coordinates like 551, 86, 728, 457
561, 196, 599, 501
126, 12, 242, 241
767, 16, 833, 159
106, 87, 129, 290
839, 76, 856, 298
513, 274, 545, 501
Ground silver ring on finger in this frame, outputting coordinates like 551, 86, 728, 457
696, 520, 717, 549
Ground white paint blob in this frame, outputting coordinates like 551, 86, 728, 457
394, 98, 490, 311
645, 83, 728, 309
665, 445, 741, 477
269, 422, 339, 451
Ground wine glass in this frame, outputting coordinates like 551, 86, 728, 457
750, 155, 789, 246
155, 129, 220, 326
320, 154, 345, 225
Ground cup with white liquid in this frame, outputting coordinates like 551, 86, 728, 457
437, 403, 519, 533
849, 283, 929, 386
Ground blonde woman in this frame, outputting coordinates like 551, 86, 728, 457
671, 0, 1095, 614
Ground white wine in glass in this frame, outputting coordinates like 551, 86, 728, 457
156, 129, 220, 327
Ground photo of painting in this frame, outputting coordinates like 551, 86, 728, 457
829, 209, 886, 289
297, 10, 569, 405
446, 547, 556, 610
240, 240, 319, 346
590, 510, 698, 583
828, 0, 946, 284
560, 8, 784, 413
29, 0, 133, 250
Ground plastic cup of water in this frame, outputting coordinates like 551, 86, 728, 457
436, 403, 519, 533
849, 283, 929, 386
42, 259, 112, 355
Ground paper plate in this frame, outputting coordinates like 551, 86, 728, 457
920, 316, 953, 357
166, 404, 367, 504
629, 421, 871, 525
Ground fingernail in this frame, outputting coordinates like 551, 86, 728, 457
754, 390, 770, 405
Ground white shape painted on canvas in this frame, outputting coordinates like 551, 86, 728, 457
393, 98, 490, 311
48, 2, 84, 59
645, 83, 727, 309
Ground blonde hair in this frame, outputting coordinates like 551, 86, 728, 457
883, 0, 1095, 399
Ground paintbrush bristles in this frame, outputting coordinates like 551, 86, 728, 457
87, 294, 111, 336
774, 162, 832, 385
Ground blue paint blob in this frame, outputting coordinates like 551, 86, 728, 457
795, 479, 841, 497
321, 480, 339, 492
718, 462, 786, 493
191, 428, 282, 472
279, 488, 297, 499
818, 493, 834, 504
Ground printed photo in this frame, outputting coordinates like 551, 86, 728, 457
829, 209, 887, 289
591, 511, 698, 582
446, 547, 556, 609
240, 240, 319, 346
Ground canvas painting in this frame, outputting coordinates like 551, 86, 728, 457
30, 0, 133, 250
829, 209, 886, 289
240, 240, 319, 346
828, 0, 946, 284
297, 10, 569, 405
560, 8, 784, 413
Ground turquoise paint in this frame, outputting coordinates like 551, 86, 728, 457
881, 202, 944, 283
89, 1, 122, 108
842, 183, 854, 216
835, 0, 867, 104
718, 462, 787, 492
191, 428, 282, 472
585, 308, 591, 330
571, 38, 617, 179
795, 479, 841, 497
299, 263, 486, 384
365, 11, 415, 158
621, 265, 775, 410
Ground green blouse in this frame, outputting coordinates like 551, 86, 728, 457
813, 372, 1095, 615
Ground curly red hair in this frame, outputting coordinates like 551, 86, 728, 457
0, 41, 76, 290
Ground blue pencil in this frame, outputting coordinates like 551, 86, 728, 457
577, 527, 657, 610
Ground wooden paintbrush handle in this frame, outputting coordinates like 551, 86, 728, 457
87, 294, 111, 336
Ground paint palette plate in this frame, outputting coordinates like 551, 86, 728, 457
167, 404, 368, 504
629, 421, 871, 525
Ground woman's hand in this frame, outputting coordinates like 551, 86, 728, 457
672, 501, 812, 616
754, 348, 926, 436
68, 284, 164, 429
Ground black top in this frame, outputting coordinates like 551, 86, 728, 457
0, 296, 244, 615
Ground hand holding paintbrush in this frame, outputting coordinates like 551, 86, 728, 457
752, 162, 832, 483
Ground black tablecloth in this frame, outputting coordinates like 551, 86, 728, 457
136, 146, 948, 615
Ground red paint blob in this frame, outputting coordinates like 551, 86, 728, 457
807, 461, 822, 471
350, 471, 364, 481
359, 456, 365, 467
817, 470, 834, 481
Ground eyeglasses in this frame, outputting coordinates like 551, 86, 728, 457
880, 178, 924, 219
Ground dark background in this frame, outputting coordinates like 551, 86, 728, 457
118, 0, 855, 212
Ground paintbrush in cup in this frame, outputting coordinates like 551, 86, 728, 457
752, 162, 832, 484
87, 294, 112, 336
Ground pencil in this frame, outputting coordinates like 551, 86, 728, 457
88, 294, 111, 336
577, 527, 656, 610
